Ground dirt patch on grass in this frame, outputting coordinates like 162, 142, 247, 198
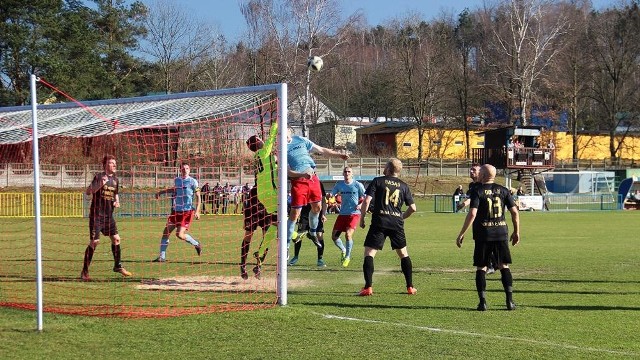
136, 275, 310, 292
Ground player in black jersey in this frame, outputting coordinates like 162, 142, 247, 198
358, 158, 417, 296
457, 163, 499, 274
81, 155, 131, 281
456, 164, 520, 311
457, 163, 481, 212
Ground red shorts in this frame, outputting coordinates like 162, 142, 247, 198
167, 210, 194, 229
290, 174, 323, 208
332, 214, 360, 233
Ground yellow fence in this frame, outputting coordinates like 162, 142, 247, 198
0, 193, 84, 217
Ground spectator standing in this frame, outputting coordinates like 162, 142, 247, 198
212, 182, 223, 214
242, 182, 252, 210
221, 182, 232, 214
200, 182, 210, 214
453, 184, 465, 213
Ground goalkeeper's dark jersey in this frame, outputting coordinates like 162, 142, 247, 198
470, 183, 516, 242
365, 175, 414, 231
89, 172, 119, 220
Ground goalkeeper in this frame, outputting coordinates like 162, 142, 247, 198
241, 122, 280, 279
241, 123, 317, 278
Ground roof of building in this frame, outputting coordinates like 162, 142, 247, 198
475, 125, 545, 136
309, 120, 370, 127
354, 121, 416, 135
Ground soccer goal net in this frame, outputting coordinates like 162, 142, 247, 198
0, 80, 288, 318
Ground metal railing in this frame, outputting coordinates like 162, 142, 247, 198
0, 193, 84, 217
434, 193, 622, 213
472, 147, 555, 169
1, 158, 638, 189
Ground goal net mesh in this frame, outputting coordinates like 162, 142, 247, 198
0, 85, 283, 317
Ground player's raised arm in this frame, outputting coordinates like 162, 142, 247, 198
311, 143, 350, 161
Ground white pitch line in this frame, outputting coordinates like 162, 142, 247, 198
316, 313, 638, 357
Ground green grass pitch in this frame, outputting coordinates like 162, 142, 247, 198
0, 202, 639, 359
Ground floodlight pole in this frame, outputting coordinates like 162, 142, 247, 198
30, 74, 44, 331
277, 83, 288, 306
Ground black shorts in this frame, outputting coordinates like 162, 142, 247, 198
363, 225, 406, 250
89, 217, 118, 240
243, 203, 277, 232
473, 240, 512, 267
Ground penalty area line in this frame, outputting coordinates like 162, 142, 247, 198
314, 312, 638, 357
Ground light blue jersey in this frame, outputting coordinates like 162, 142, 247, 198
287, 135, 316, 172
332, 180, 365, 215
173, 176, 198, 212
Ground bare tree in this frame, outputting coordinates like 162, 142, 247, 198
545, 0, 592, 160
448, 9, 483, 158
240, 0, 360, 135
388, 16, 451, 160
191, 34, 242, 91
585, 3, 640, 160
479, 0, 568, 125
141, 0, 226, 93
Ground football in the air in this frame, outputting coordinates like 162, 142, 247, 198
308, 56, 323, 71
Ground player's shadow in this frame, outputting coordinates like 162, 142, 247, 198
297, 298, 640, 312
295, 300, 485, 311
527, 304, 640, 311
288, 267, 358, 273
442, 287, 640, 296
297, 300, 430, 310
517, 277, 640, 285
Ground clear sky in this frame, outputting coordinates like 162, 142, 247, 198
161, 0, 490, 41
139, 0, 617, 43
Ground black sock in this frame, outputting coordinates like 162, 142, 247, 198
294, 239, 302, 257
500, 268, 513, 301
400, 256, 413, 288
240, 239, 250, 267
475, 270, 486, 302
317, 238, 325, 259
112, 244, 121, 269
363, 256, 374, 288
83, 245, 94, 272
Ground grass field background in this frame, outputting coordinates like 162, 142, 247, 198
1, 202, 639, 359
